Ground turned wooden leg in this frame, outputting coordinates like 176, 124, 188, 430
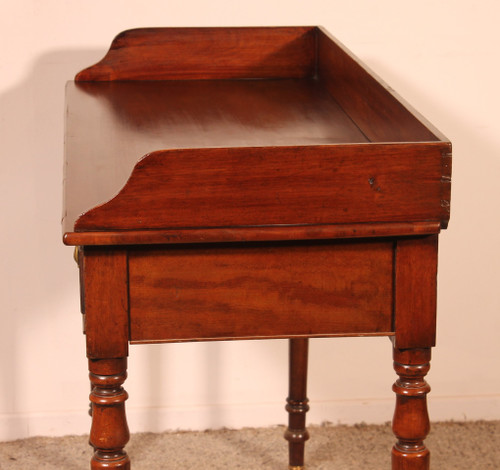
392, 348, 432, 470
284, 338, 310, 469
89, 357, 131, 469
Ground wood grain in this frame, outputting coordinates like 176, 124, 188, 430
63, 78, 368, 237
128, 241, 394, 342
64, 27, 452, 246
392, 348, 432, 469
89, 358, 130, 469
76, 27, 316, 81
65, 27, 452, 470
394, 236, 438, 349
64, 221, 441, 246
285, 338, 310, 468
317, 27, 445, 143
70, 143, 449, 233
82, 248, 129, 358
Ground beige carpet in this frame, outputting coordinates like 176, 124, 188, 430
0, 421, 498, 469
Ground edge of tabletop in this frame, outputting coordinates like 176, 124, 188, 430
62, 141, 451, 244
62, 221, 442, 246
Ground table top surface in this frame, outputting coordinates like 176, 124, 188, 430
67, 78, 369, 150
62, 27, 451, 246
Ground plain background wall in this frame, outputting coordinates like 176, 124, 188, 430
1, 0, 499, 441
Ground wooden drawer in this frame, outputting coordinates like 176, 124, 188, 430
128, 241, 394, 342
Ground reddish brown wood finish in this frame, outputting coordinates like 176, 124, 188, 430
82, 249, 129, 359
63, 27, 452, 469
440, 149, 452, 229
68, 143, 448, 235
76, 27, 316, 81
394, 236, 438, 349
285, 338, 310, 469
64, 221, 440, 247
63, 77, 371, 239
63, 27, 451, 246
128, 241, 393, 343
69, 78, 366, 148
316, 28, 442, 143
392, 348, 432, 470
89, 358, 130, 469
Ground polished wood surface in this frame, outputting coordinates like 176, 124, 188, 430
392, 348, 432, 469
285, 338, 310, 468
394, 236, 438, 349
67, 143, 448, 236
82, 248, 129, 359
65, 221, 440, 246
63, 77, 370, 237
64, 27, 452, 469
76, 27, 317, 81
128, 241, 393, 343
63, 27, 451, 247
316, 27, 444, 143
89, 358, 130, 469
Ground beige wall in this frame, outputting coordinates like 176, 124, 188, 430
0, 0, 498, 440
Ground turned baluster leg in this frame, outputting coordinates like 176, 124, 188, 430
285, 338, 310, 469
89, 357, 131, 469
392, 348, 432, 470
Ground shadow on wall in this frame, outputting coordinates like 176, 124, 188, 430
0, 49, 289, 437
0, 49, 104, 426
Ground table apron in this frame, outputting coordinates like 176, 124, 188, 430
127, 240, 395, 342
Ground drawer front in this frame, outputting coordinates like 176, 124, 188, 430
128, 241, 394, 342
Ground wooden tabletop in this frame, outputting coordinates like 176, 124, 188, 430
63, 27, 451, 246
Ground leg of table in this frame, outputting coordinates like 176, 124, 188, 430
89, 357, 131, 469
284, 338, 310, 469
392, 347, 432, 470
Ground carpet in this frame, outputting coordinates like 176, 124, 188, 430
0, 421, 498, 469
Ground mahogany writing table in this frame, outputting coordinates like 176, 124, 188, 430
62, 27, 452, 469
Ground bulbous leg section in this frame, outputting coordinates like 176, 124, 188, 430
285, 338, 310, 469
392, 348, 432, 470
89, 358, 131, 469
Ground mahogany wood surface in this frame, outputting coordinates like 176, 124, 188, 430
316, 27, 443, 143
394, 236, 438, 349
64, 27, 452, 469
65, 142, 449, 239
76, 27, 317, 81
128, 241, 394, 342
285, 338, 310, 468
65, 221, 440, 247
63, 77, 369, 237
392, 348, 432, 470
69, 79, 366, 148
63, 26, 451, 246
89, 358, 130, 469
82, 248, 129, 359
